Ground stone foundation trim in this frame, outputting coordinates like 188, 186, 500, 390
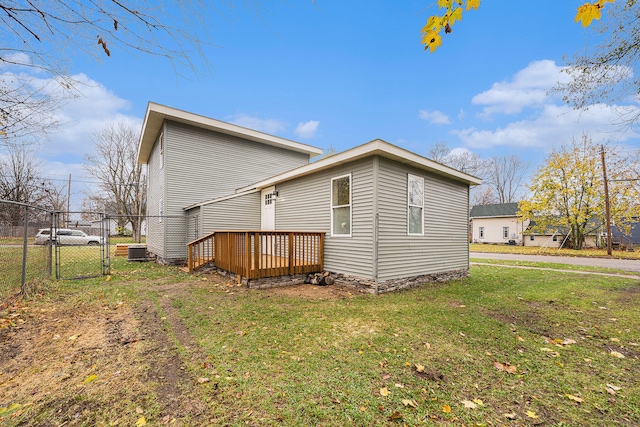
333, 269, 470, 294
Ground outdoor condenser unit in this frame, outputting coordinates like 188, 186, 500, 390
127, 245, 148, 262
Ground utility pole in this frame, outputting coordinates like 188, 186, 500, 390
66, 174, 71, 227
600, 145, 612, 256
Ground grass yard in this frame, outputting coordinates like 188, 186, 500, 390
470, 243, 640, 260
0, 258, 638, 426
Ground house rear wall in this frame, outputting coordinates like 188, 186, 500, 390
274, 157, 375, 279
377, 157, 470, 282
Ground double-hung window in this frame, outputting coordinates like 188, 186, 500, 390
503, 226, 509, 239
408, 174, 424, 235
331, 174, 351, 236
479, 227, 484, 239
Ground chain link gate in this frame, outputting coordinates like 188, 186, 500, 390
52, 211, 110, 280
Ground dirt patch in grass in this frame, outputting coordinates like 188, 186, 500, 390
134, 298, 209, 424
259, 283, 358, 299
0, 298, 150, 425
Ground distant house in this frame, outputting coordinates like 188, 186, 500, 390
608, 222, 640, 248
470, 203, 529, 244
137, 102, 481, 292
523, 220, 600, 248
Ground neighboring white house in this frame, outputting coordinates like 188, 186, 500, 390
470, 203, 529, 245
137, 102, 482, 292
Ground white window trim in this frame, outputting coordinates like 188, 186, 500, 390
330, 173, 352, 237
407, 174, 424, 236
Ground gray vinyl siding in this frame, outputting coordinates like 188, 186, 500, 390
377, 157, 469, 281
274, 157, 374, 278
148, 120, 310, 260
201, 192, 261, 232
145, 123, 166, 258
164, 121, 310, 216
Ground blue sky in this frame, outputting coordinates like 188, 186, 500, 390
7, 0, 639, 207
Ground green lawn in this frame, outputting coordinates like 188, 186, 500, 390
1, 258, 638, 426
470, 243, 640, 260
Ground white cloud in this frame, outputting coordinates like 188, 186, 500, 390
453, 103, 640, 149
294, 120, 320, 138
419, 109, 451, 125
472, 60, 571, 116
229, 114, 285, 135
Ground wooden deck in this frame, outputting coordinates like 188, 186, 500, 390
186, 230, 324, 279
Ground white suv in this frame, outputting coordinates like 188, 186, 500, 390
34, 229, 104, 246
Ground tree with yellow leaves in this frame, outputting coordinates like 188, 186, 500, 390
519, 134, 640, 250
422, 0, 616, 53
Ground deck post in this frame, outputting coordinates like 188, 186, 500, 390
288, 232, 294, 275
188, 244, 193, 272
245, 232, 251, 279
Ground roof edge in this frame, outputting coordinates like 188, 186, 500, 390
137, 102, 323, 164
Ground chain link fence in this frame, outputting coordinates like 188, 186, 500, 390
52, 211, 109, 280
0, 200, 53, 304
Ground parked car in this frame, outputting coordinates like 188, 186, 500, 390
34, 229, 104, 245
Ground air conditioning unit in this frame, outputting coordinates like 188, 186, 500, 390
128, 245, 148, 262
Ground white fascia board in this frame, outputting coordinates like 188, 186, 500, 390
183, 189, 260, 211
237, 139, 482, 193
137, 102, 323, 164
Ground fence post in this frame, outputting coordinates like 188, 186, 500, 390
21, 206, 29, 289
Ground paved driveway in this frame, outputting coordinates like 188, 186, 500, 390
470, 252, 640, 273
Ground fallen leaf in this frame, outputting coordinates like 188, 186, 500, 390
424, 342, 431, 349
402, 399, 418, 408
197, 377, 210, 384
359, 406, 367, 412
379, 387, 390, 397
565, 394, 584, 403
237, 331, 246, 336
415, 364, 425, 373
526, 410, 539, 419
494, 361, 517, 374
442, 404, 451, 413
610, 351, 625, 359
388, 411, 402, 420
461, 400, 477, 409
504, 413, 517, 420
136, 407, 144, 414
394, 383, 404, 388
68, 335, 79, 341
136, 417, 147, 426
473, 398, 484, 406
82, 374, 97, 384
562, 339, 577, 345
610, 337, 620, 342
516, 335, 525, 341
606, 383, 621, 391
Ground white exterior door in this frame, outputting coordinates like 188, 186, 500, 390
261, 187, 276, 231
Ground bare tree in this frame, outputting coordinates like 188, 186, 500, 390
426, 141, 487, 177
0, 144, 64, 223
426, 140, 451, 164
83, 121, 146, 241
484, 155, 530, 204
1, 0, 264, 147
472, 185, 497, 206
555, 0, 640, 131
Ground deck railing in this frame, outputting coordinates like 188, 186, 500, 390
188, 230, 324, 278
187, 231, 215, 272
